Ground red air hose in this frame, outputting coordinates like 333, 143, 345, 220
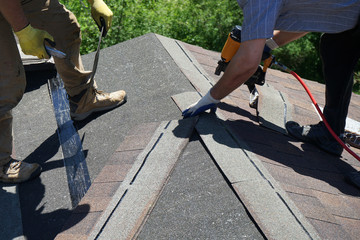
274, 61, 360, 162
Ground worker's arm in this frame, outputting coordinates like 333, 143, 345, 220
211, 31, 309, 98
0, 0, 28, 31
211, 38, 266, 100
272, 31, 308, 47
0, 0, 54, 59
182, 38, 265, 118
88, 0, 113, 36
182, 32, 308, 118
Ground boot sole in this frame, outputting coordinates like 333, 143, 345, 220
0, 165, 42, 184
71, 96, 127, 121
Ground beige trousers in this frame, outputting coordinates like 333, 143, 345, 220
0, 0, 95, 165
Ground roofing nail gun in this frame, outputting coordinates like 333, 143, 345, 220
215, 25, 275, 93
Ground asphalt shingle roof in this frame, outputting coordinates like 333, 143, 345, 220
184, 41, 360, 239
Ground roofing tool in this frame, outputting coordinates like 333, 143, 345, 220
215, 25, 274, 93
44, 39, 66, 59
215, 25, 242, 76
45, 46, 66, 59
89, 17, 106, 84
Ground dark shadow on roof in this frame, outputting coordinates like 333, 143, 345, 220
206, 102, 360, 197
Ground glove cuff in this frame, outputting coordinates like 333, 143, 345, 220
14, 24, 32, 38
88, 0, 102, 5
204, 90, 220, 104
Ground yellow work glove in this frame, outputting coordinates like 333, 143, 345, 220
89, 0, 113, 36
15, 24, 54, 59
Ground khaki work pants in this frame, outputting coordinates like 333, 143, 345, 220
0, 0, 95, 165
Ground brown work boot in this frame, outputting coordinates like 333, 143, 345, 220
0, 159, 41, 183
69, 87, 127, 121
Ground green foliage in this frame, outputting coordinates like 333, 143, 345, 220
60, 0, 241, 54
59, 0, 359, 94
353, 69, 360, 94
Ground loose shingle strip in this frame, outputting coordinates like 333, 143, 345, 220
257, 83, 293, 135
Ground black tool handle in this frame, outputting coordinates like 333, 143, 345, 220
100, 17, 107, 37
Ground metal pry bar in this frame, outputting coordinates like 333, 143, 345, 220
45, 45, 66, 59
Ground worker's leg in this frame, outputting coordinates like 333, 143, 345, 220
0, 14, 25, 166
321, 29, 360, 136
286, 26, 360, 156
21, 0, 92, 96
285, 28, 360, 156
22, 0, 126, 121
0, 14, 41, 183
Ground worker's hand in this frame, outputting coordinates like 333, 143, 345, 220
15, 24, 54, 59
182, 90, 220, 118
89, 0, 113, 36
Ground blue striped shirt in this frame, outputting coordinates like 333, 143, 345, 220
237, 0, 360, 41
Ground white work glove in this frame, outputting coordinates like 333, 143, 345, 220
182, 90, 220, 118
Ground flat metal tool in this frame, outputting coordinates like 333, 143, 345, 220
45, 45, 66, 59
44, 38, 66, 59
